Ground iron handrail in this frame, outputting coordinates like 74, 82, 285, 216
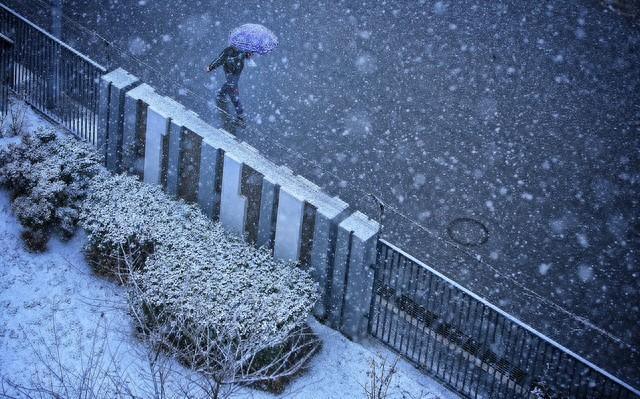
379, 238, 640, 397
0, 2, 105, 73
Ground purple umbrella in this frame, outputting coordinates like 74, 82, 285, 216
229, 23, 278, 55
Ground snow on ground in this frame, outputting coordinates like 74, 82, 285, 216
0, 104, 458, 398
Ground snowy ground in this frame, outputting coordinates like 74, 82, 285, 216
0, 106, 457, 399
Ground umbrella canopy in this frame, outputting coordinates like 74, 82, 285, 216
229, 23, 278, 55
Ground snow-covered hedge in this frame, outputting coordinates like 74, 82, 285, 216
0, 129, 103, 251
81, 174, 319, 386
1, 123, 320, 388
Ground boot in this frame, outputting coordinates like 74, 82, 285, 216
234, 115, 247, 128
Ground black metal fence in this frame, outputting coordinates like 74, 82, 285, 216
370, 239, 640, 399
0, 3, 106, 144
0, 31, 11, 115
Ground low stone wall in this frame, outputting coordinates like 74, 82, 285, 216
98, 68, 380, 339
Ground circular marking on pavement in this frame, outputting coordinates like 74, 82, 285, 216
447, 217, 489, 247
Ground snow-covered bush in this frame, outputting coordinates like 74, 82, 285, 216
0, 109, 7, 137
0, 98, 27, 138
81, 174, 320, 393
530, 381, 559, 399
0, 128, 103, 251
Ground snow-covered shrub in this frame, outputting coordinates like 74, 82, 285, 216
0, 98, 27, 138
0, 128, 103, 251
530, 381, 558, 399
79, 173, 198, 277
81, 174, 320, 392
20, 228, 50, 253
0, 109, 7, 138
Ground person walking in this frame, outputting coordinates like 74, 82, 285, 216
205, 24, 278, 129
206, 46, 252, 128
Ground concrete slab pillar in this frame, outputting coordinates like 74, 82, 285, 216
165, 121, 183, 196
256, 177, 279, 248
309, 206, 350, 319
241, 166, 264, 243
328, 211, 380, 339
219, 153, 247, 236
97, 68, 140, 171
197, 141, 223, 218
274, 188, 305, 262
122, 93, 146, 177
143, 107, 170, 186
176, 129, 202, 203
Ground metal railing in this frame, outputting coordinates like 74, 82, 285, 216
0, 32, 10, 115
370, 239, 640, 399
0, 3, 106, 144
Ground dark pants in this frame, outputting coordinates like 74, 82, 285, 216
216, 82, 243, 117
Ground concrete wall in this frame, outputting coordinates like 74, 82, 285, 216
96, 69, 380, 338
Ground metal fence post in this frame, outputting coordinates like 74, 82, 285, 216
0, 33, 12, 115
1, 3, 106, 143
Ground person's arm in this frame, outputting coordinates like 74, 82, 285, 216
206, 47, 229, 72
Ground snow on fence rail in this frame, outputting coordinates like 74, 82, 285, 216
0, 3, 105, 143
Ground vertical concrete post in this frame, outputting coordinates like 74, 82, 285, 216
121, 94, 138, 175
274, 188, 305, 262
122, 86, 152, 177
143, 107, 169, 186
176, 129, 202, 203
257, 177, 279, 248
197, 140, 223, 218
309, 204, 350, 319
219, 153, 247, 236
329, 211, 380, 339
240, 166, 264, 243
165, 121, 183, 196
97, 68, 139, 171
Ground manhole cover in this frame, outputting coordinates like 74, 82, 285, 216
447, 217, 489, 247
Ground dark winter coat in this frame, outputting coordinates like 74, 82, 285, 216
208, 46, 248, 85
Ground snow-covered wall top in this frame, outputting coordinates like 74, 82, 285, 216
101, 68, 137, 90
123, 78, 348, 218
